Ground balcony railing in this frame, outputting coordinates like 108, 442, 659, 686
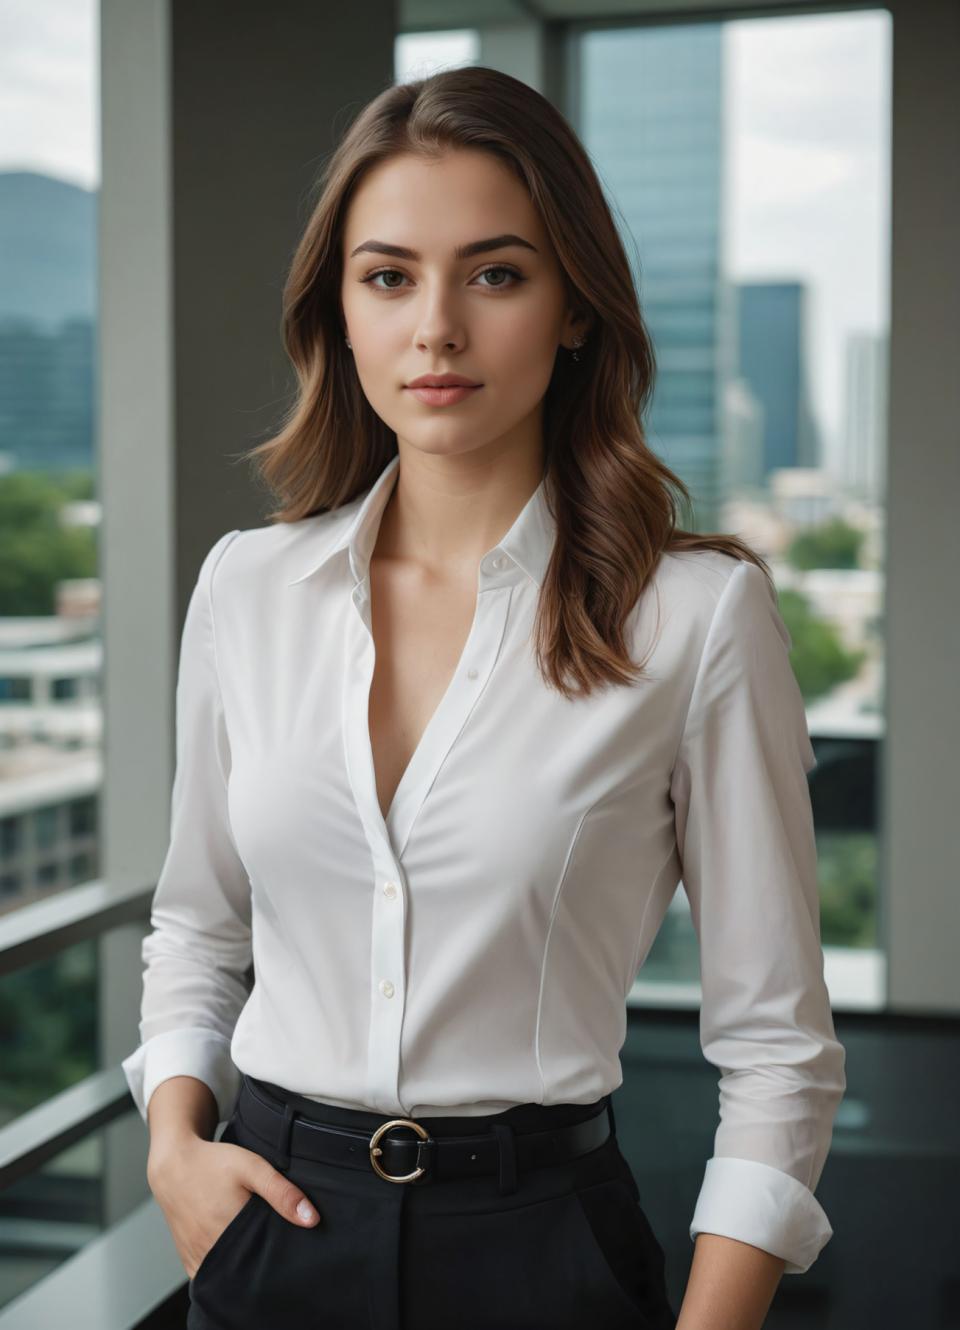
0, 880, 193, 1327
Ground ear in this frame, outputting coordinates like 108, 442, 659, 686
561, 307, 594, 350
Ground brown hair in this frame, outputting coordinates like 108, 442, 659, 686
245, 65, 770, 700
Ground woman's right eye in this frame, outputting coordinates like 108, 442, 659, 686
360, 269, 407, 290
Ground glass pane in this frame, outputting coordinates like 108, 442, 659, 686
575, 11, 891, 1008
0, 0, 102, 917
0, 4, 102, 1305
0, 1094, 105, 1307
395, 30, 479, 83
0, 941, 98, 1119
0, 937, 99, 1310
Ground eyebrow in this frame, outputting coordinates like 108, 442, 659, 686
348, 233, 539, 261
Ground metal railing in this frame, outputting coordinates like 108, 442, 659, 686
0, 878, 151, 979
0, 879, 186, 1329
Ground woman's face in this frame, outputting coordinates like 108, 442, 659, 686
340, 147, 585, 463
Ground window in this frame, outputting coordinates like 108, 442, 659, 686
572, 10, 891, 1008
0, 0, 102, 1304
395, 29, 479, 83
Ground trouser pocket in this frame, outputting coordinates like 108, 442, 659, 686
402, 1175, 673, 1330
573, 1176, 675, 1327
188, 1109, 374, 1328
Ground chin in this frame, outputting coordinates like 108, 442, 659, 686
397, 431, 499, 460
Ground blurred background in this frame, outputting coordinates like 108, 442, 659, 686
0, 0, 956, 1326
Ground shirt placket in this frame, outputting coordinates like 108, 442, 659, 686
340, 558, 519, 1115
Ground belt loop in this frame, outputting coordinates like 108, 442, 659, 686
606, 1093, 617, 1139
275, 1102, 297, 1173
491, 1122, 518, 1195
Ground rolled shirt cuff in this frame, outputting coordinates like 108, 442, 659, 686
689, 1155, 834, 1274
120, 1027, 242, 1127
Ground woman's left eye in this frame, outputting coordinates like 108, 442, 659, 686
473, 266, 523, 289
360, 265, 524, 291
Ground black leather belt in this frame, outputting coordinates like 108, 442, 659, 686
234, 1076, 614, 1187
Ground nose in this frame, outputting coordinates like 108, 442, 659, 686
412, 280, 465, 354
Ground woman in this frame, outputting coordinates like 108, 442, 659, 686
122, 65, 846, 1330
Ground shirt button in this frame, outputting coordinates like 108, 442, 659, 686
379, 979, 395, 998
383, 880, 398, 898
466, 667, 478, 680
492, 554, 507, 570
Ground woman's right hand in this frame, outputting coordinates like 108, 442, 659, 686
147, 1131, 322, 1279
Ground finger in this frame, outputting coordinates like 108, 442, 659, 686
253, 1160, 321, 1226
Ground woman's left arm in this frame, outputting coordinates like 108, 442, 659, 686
669, 558, 848, 1327
678, 1234, 785, 1329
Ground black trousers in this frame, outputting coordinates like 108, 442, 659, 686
186, 1073, 678, 1330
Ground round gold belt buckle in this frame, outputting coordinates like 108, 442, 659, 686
369, 1117, 430, 1183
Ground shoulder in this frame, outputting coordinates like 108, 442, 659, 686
197, 500, 360, 602
635, 547, 785, 669
655, 545, 797, 695
649, 547, 767, 628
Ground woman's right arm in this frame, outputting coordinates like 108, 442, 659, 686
147, 1075, 220, 1152
121, 529, 251, 1138
123, 530, 321, 1274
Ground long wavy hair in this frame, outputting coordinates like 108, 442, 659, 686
244, 65, 770, 700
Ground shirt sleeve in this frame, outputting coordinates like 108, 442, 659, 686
121, 528, 252, 1129
669, 558, 847, 1275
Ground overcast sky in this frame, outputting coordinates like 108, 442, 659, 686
1, 1, 890, 461
726, 12, 890, 460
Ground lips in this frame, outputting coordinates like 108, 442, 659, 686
406, 383, 482, 406
406, 375, 482, 388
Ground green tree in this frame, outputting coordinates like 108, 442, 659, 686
0, 943, 98, 1122
787, 516, 865, 570
817, 831, 878, 949
778, 587, 867, 704
0, 470, 98, 615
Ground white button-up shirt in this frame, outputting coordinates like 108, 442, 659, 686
122, 452, 846, 1274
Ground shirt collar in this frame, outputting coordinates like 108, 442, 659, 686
286, 453, 556, 590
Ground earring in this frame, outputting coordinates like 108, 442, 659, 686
345, 336, 352, 349
571, 333, 586, 362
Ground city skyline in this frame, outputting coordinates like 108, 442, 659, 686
1, 1, 890, 472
